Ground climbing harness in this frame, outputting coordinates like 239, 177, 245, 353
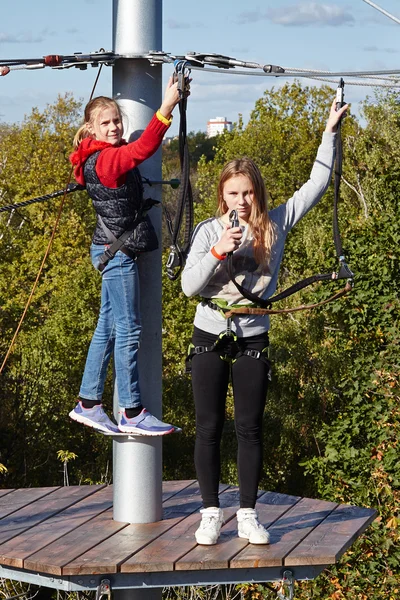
185, 329, 270, 374
221, 79, 353, 317
165, 59, 194, 280
96, 197, 159, 271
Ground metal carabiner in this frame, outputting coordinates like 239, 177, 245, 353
173, 59, 191, 99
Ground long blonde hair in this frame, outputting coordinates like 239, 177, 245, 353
73, 96, 123, 149
217, 158, 276, 267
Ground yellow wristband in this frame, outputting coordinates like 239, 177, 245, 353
156, 110, 173, 126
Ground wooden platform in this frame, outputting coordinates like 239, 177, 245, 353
0, 481, 376, 592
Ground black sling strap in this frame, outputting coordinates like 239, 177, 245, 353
165, 60, 194, 281
96, 215, 139, 271
226, 79, 353, 309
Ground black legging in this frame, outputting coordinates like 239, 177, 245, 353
191, 326, 270, 509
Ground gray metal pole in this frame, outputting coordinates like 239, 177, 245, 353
112, 0, 164, 526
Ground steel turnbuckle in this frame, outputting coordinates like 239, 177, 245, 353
276, 570, 295, 600
95, 579, 111, 600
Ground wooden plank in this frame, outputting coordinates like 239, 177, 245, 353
0, 486, 105, 547
132, 487, 242, 573
65, 480, 210, 575
176, 490, 301, 571
24, 508, 128, 575
162, 480, 196, 503
230, 497, 337, 568
285, 503, 377, 566
63, 518, 179, 575
0, 490, 15, 499
0, 487, 61, 520
0, 485, 111, 569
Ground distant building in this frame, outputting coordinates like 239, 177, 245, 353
207, 116, 232, 138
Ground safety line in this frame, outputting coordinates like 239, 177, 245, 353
0, 167, 74, 374
0, 65, 103, 374
361, 0, 400, 25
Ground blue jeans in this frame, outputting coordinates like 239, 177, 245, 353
79, 244, 142, 409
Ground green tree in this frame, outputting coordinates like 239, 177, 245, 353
163, 83, 400, 598
0, 95, 112, 487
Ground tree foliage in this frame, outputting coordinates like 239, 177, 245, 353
164, 83, 400, 599
0, 94, 112, 487
0, 84, 399, 599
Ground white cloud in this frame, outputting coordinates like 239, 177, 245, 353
164, 19, 204, 30
364, 45, 399, 54
0, 31, 45, 44
237, 3, 354, 27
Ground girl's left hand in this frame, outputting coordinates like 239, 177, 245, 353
325, 97, 349, 133
159, 76, 190, 119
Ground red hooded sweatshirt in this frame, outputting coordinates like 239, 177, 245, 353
69, 113, 170, 188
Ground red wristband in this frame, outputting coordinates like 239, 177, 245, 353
211, 246, 226, 260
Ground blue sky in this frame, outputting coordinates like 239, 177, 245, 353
1, 0, 400, 135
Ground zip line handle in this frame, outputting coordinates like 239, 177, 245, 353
336, 77, 345, 111
229, 209, 239, 229
228, 209, 240, 257
173, 59, 191, 99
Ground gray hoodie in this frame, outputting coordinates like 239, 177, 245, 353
181, 131, 336, 337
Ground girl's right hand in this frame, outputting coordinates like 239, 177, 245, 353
214, 224, 243, 256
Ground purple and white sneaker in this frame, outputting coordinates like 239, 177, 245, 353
69, 401, 120, 434
118, 408, 174, 436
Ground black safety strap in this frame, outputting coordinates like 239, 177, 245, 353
226, 79, 353, 309
185, 332, 270, 373
96, 216, 138, 271
166, 60, 194, 281
96, 198, 158, 272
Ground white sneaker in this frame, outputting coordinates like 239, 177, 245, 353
195, 507, 224, 545
237, 508, 270, 544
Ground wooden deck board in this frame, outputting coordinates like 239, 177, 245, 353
0, 490, 15, 499
24, 507, 127, 575
121, 487, 239, 573
285, 503, 376, 566
63, 481, 206, 575
0, 486, 111, 569
175, 491, 301, 571
230, 497, 338, 569
0, 486, 104, 548
0, 481, 376, 580
0, 487, 60, 520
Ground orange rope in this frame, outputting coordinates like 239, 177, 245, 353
223, 281, 353, 319
0, 66, 103, 374
0, 168, 73, 374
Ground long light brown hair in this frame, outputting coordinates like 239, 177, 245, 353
217, 158, 276, 267
73, 96, 123, 149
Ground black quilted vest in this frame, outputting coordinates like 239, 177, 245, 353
84, 151, 158, 254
